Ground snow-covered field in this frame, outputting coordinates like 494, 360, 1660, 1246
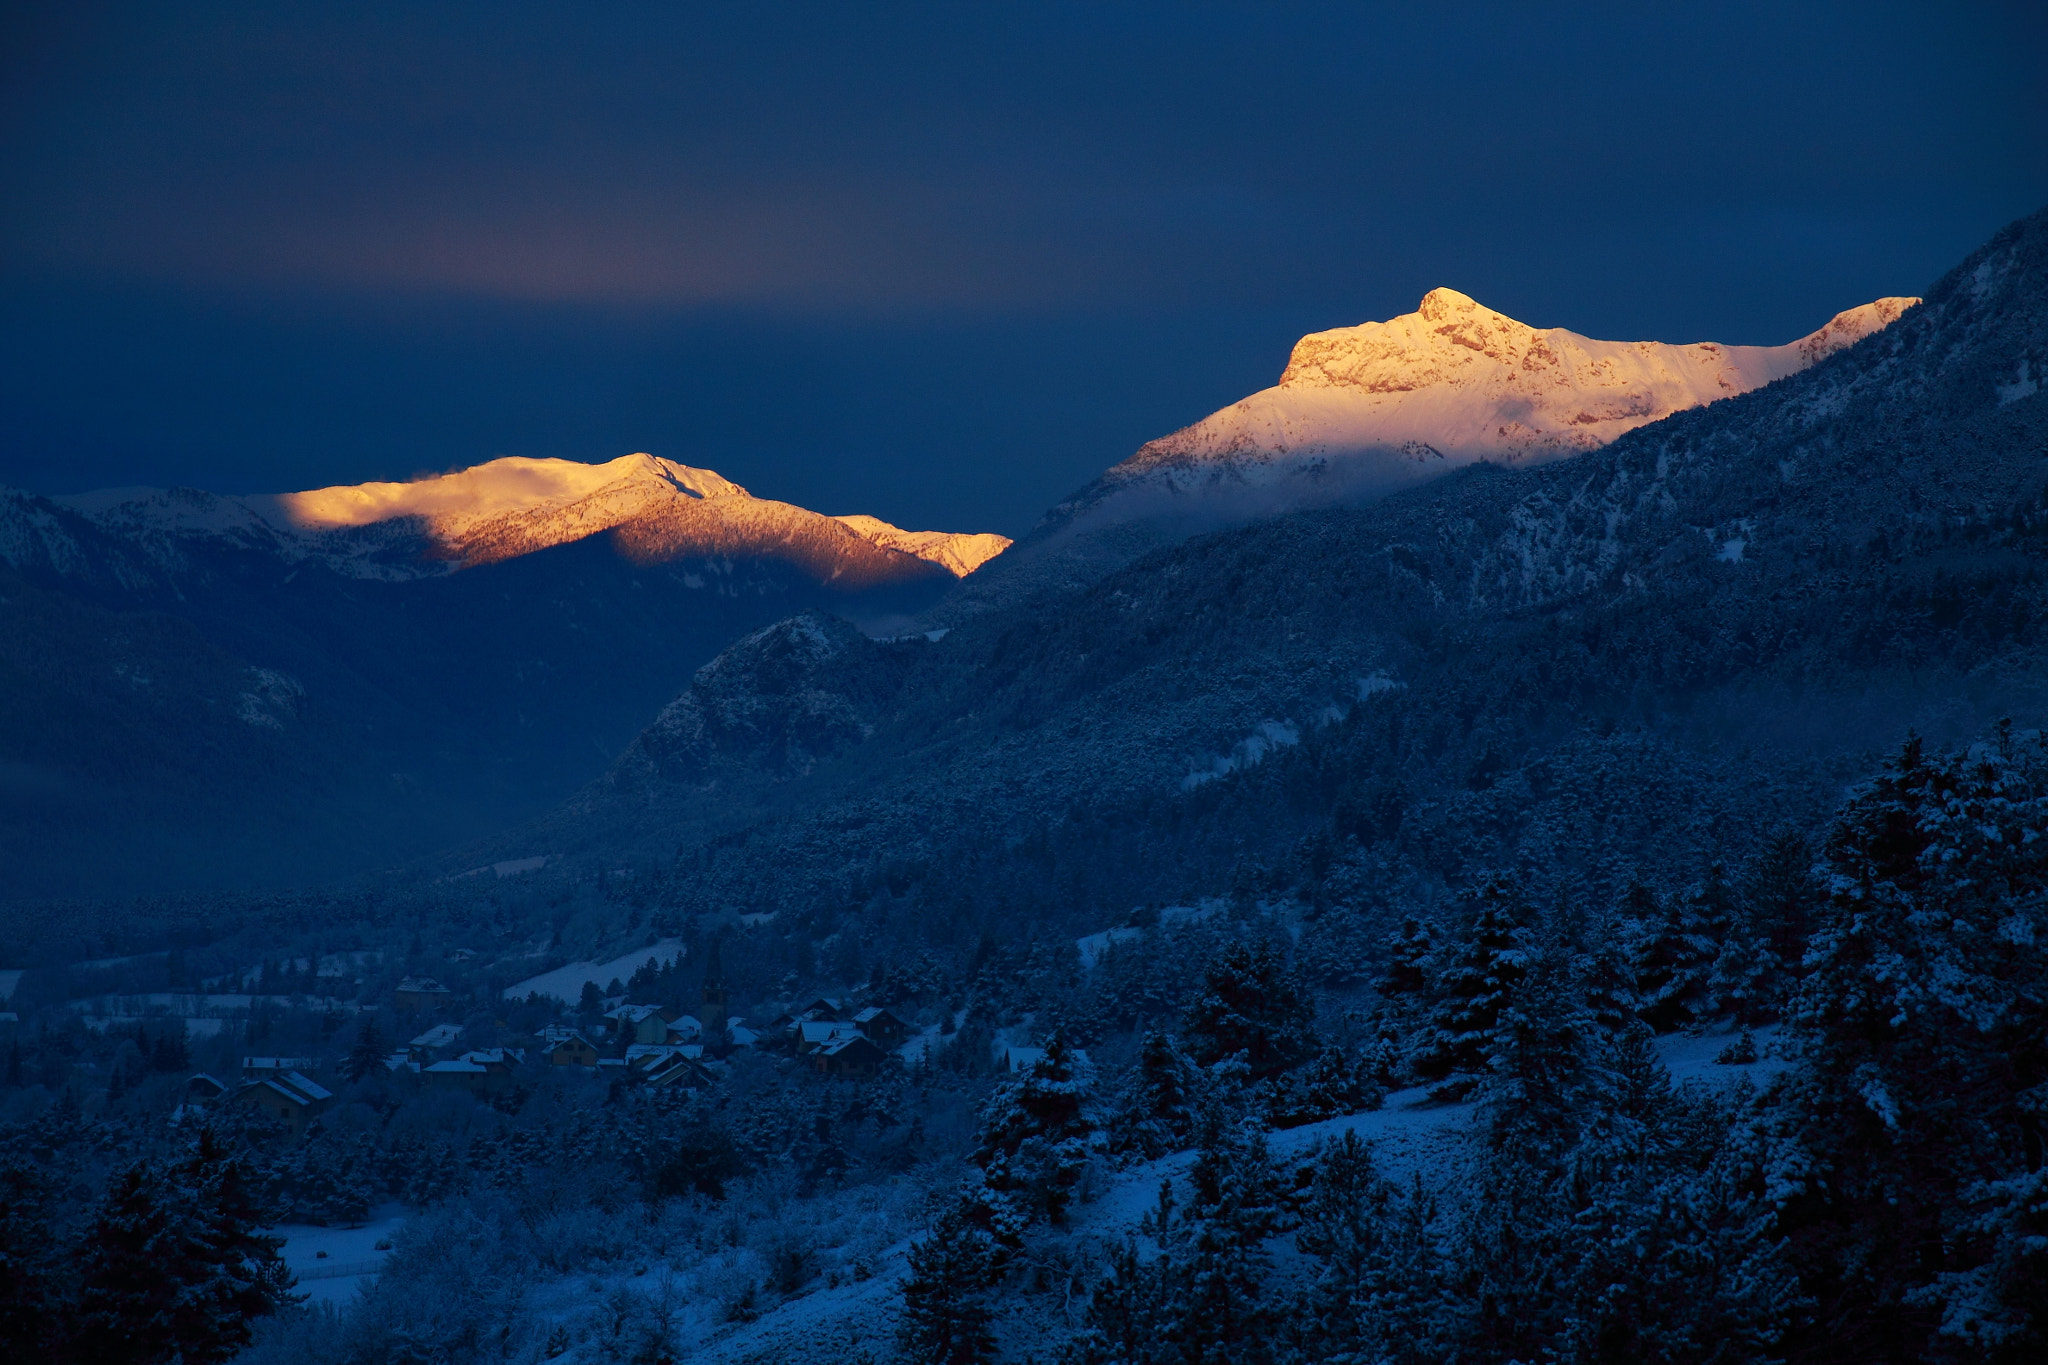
274, 1207, 407, 1307
504, 940, 685, 1004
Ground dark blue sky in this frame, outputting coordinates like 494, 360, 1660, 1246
3, 2, 2044, 534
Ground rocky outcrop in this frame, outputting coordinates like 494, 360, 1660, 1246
609, 611, 925, 791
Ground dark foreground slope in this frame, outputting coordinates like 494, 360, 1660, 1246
0, 498, 954, 899
540, 207, 2048, 977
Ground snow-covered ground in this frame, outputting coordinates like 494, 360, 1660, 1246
683, 1092, 1479, 1365
672, 1027, 1789, 1363
504, 940, 685, 1004
274, 1207, 407, 1307
1657, 1022, 1789, 1089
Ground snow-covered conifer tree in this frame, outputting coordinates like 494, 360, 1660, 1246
1288, 1132, 1443, 1365
1773, 727, 2048, 1361
1631, 871, 1731, 1032
899, 1207, 999, 1365
972, 1029, 1096, 1225
1108, 1030, 1198, 1159
344, 1017, 388, 1083
1413, 874, 1530, 1095
1182, 940, 1320, 1079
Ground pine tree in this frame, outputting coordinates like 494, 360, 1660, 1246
1175, 1111, 1288, 1365
1182, 940, 1320, 1079
1631, 873, 1728, 1033
1414, 875, 1530, 1094
0, 1156, 65, 1360
972, 1029, 1095, 1225
1744, 827, 1821, 974
150, 1027, 190, 1074
1273, 1038, 1383, 1129
71, 1133, 298, 1365
1773, 727, 2048, 1363
1708, 919, 1776, 1026
1289, 1132, 1443, 1365
1482, 946, 1592, 1165
1109, 1030, 1198, 1159
172, 1130, 299, 1357
1374, 916, 1437, 1018
1069, 1235, 1172, 1365
1557, 1134, 1801, 1365
899, 1208, 999, 1365
1579, 911, 1641, 1041
344, 1017, 388, 1083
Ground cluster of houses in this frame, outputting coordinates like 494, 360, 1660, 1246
522, 997, 914, 1084
764, 999, 909, 1077
169, 969, 946, 1137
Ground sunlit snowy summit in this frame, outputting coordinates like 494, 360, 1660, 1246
1042, 289, 1919, 535
31, 453, 1010, 588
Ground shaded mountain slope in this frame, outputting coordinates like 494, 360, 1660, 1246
0, 457, 1007, 898
549, 207, 2046, 968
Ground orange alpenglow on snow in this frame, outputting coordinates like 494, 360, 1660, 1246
1062, 290, 1920, 525
58, 453, 1011, 586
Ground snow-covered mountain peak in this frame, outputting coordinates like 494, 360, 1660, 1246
32, 454, 1009, 586
264, 453, 749, 536
1093, 290, 1921, 503
1418, 285, 1474, 313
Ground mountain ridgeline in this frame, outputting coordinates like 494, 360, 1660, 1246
0, 455, 1008, 897
561, 206, 2047, 971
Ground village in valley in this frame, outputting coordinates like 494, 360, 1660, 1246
10, 923, 1052, 1160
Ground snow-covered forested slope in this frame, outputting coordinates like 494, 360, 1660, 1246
558, 206, 2048, 944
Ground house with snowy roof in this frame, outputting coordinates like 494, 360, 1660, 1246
812, 1032, 889, 1077
421, 1057, 490, 1093
422, 1046, 524, 1094
851, 1006, 909, 1049
241, 1056, 322, 1079
642, 1050, 714, 1090
795, 1020, 862, 1055
724, 1018, 761, 1049
406, 1023, 463, 1061
625, 1042, 704, 1071
542, 1031, 599, 1067
230, 1070, 333, 1136
394, 977, 455, 1013
605, 1003, 672, 1047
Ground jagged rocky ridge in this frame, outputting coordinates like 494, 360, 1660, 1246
578, 209, 2046, 944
